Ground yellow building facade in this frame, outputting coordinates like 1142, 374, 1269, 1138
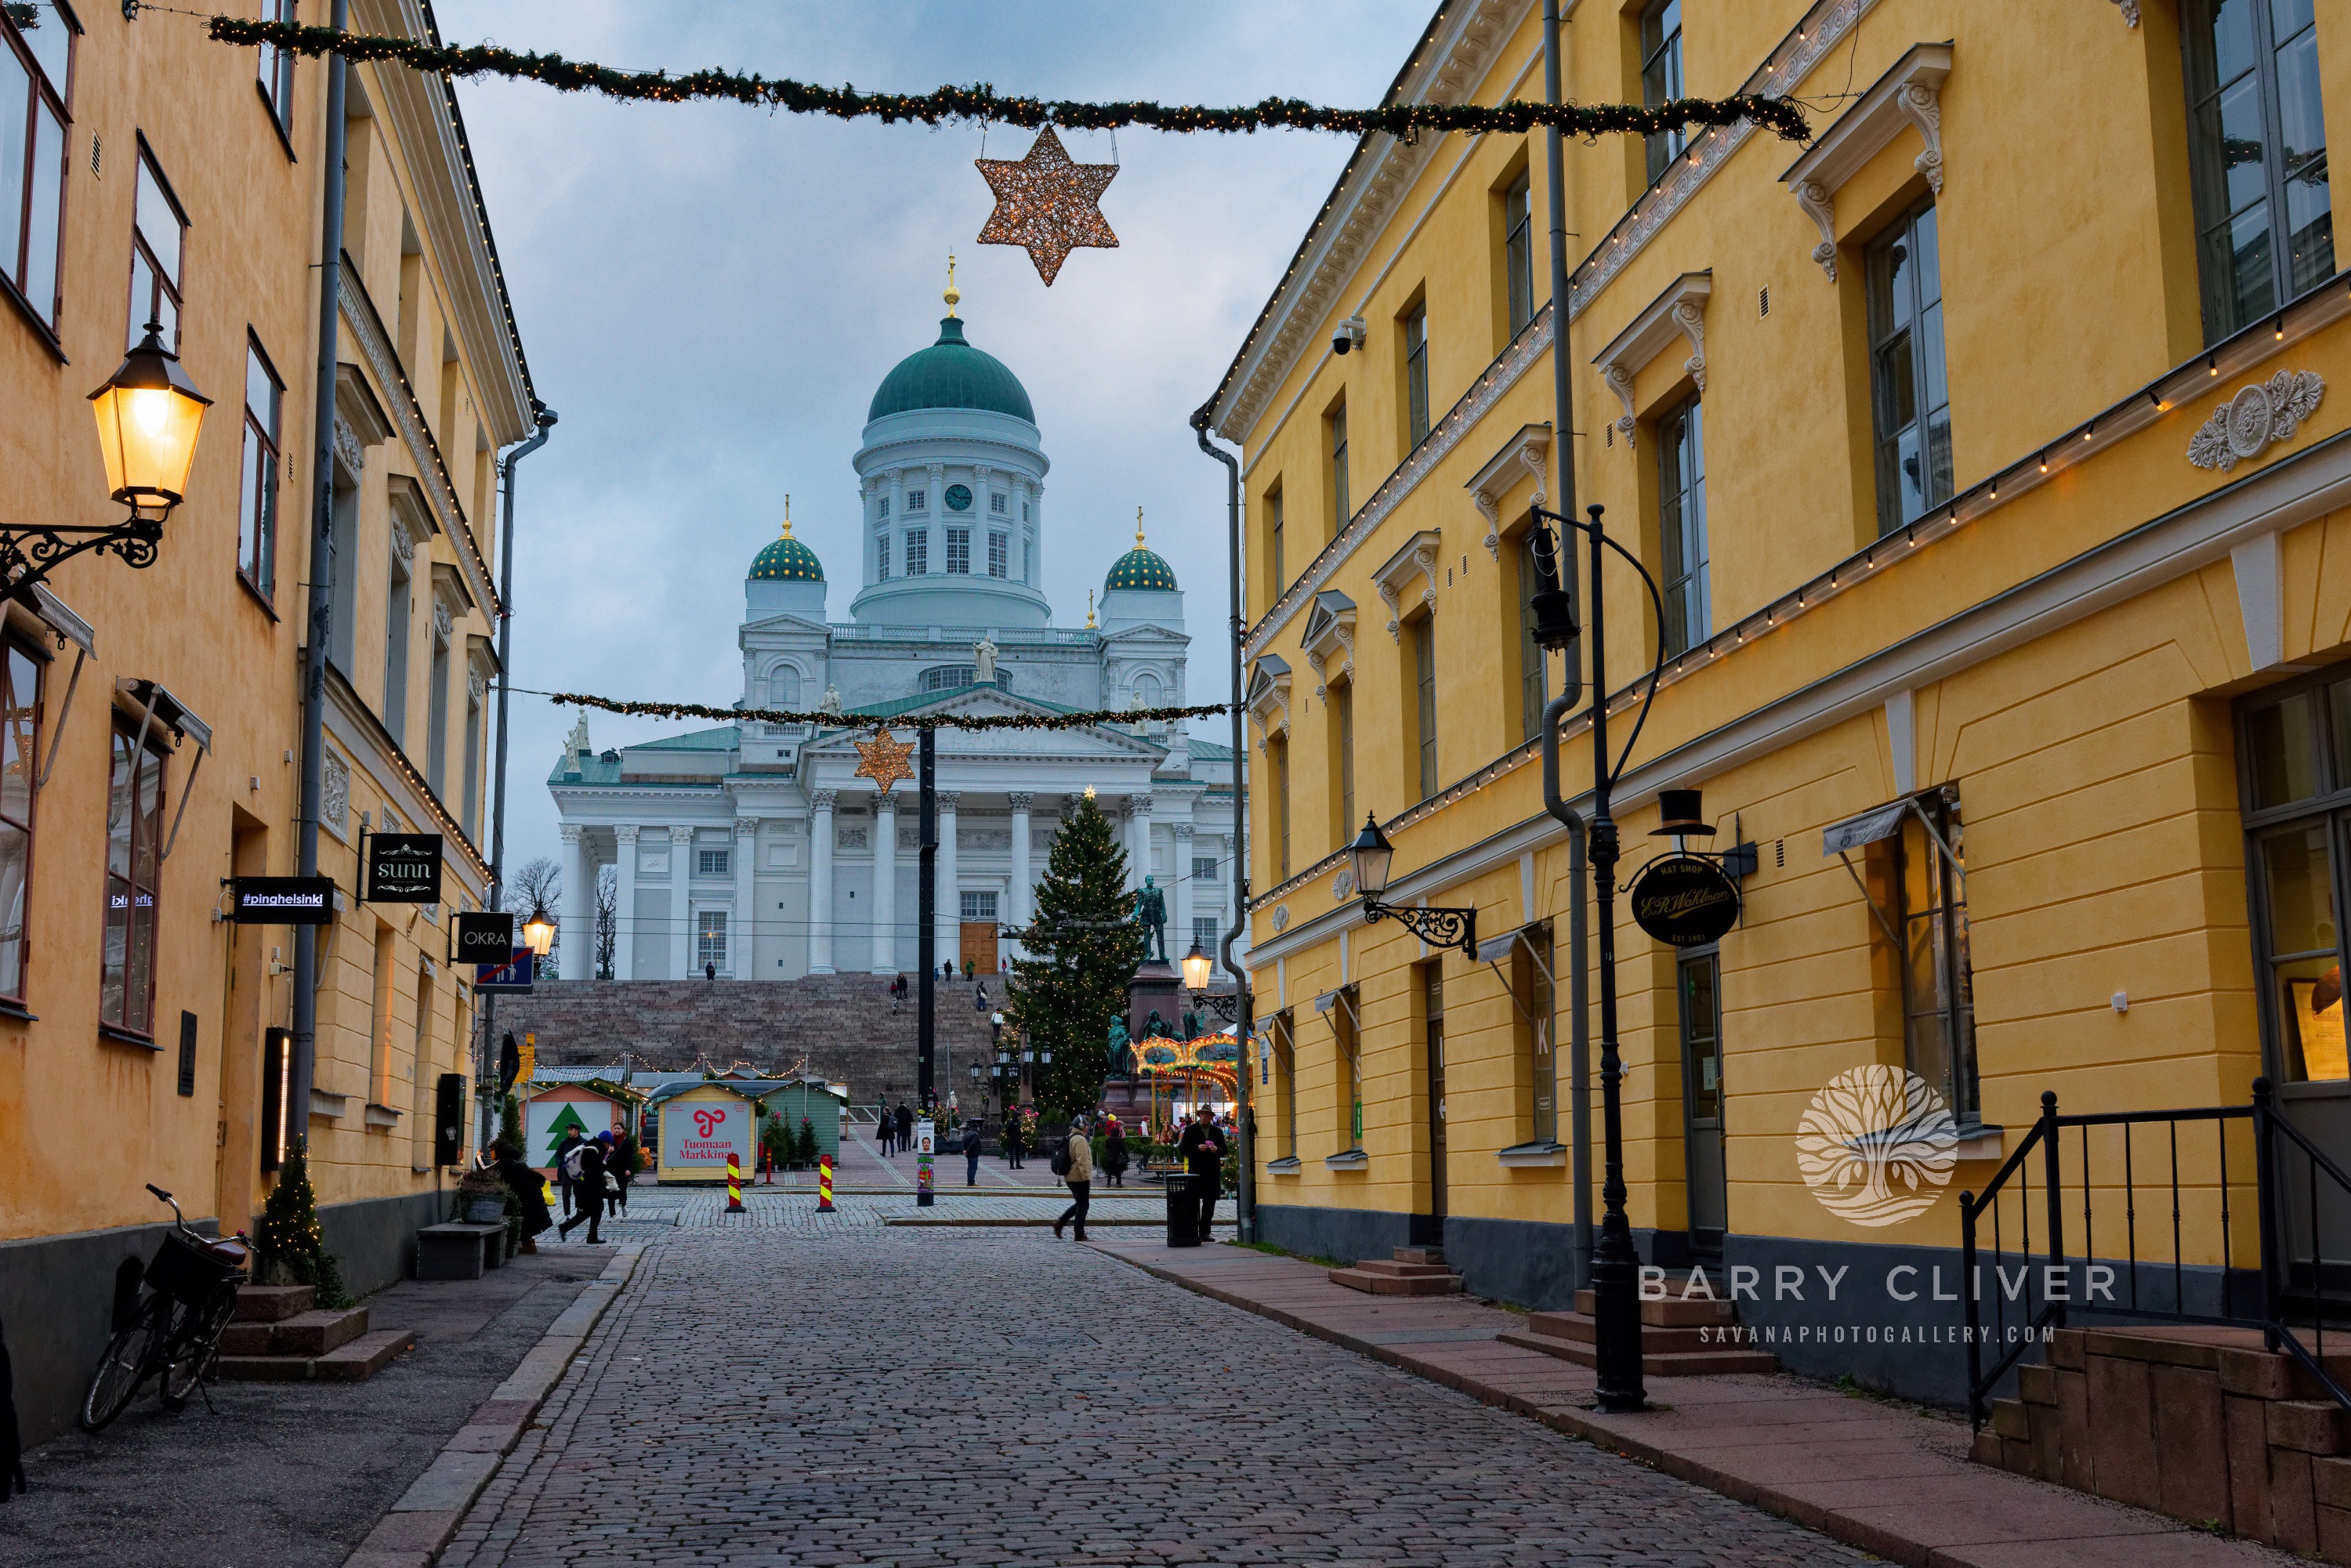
1208, 0, 2351, 1401
0, 0, 535, 1443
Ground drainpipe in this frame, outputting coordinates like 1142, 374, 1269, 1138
288, 0, 350, 1146
479, 401, 556, 1148
1193, 407, 1254, 1244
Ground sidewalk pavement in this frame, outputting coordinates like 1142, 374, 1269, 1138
1091, 1237, 2298, 1568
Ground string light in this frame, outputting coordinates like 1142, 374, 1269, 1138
549, 690, 1227, 734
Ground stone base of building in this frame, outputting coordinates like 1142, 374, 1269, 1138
1, 1186, 450, 1450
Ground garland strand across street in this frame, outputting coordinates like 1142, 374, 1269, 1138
203, 17, 1813, 145
546, 690, 1228, 733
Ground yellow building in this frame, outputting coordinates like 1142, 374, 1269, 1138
1207, 0, 2351, 1403
0, 1, 535, 1443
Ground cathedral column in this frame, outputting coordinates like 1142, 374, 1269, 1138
808, 792, 837, 973
557, 824, 591, 982
935, 791, 962, 969
733, 817, 759, 977
1125, 793, 1154, 893
668, 825, 694, 980
1172, 821, 1194, 964
614, 826, 640, 980
1007, 792, 1034, 953
872, 788, 899, 974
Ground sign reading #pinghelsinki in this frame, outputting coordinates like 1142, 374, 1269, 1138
230, 876, 338, 924
364, 833, 443, 903
1628, 854, 1741, 947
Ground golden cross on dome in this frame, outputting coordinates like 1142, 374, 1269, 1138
781, 495, 792, 538
944, 254, 960, 318
852, 728, 916, 794
1136, 505, 1146, 548
1085, 588, 1096, 628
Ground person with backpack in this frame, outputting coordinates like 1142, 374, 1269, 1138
962, 1119, 983, 1186
552, 1125, 585, 1216
557, 1133, 609, 1243
1052, 1116, 1093, 1241
489, 1140, 555, 1252
609, 1128, 639, 1211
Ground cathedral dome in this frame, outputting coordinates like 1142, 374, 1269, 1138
868, 314, 1035, 424
749, 510, 823, 582
1104, 511, 1176, 592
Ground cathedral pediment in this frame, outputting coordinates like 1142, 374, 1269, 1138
740, 611, 832, 638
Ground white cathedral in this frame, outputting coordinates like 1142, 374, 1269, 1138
547, 284, 1238, 983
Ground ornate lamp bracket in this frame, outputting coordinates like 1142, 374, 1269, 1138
1359, 898, 1476, 958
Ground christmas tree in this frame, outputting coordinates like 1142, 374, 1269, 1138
257, 1139, 350, 1308
1010, 792, 1142, 1120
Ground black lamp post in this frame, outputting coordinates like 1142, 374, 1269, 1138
13, 322, 214, 601
1346, 813, 1477, 958
1180, 940, 1242, 1025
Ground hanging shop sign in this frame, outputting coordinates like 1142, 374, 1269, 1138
365, 832, 444, 903
229, 876, 338, 924
1629, 855, 1741, 947
451, 910, 515, 965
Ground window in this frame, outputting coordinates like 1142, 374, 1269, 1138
367, 925, 393, 1106
987, 531, 1007, 578
907, 488, 927, 512
904, 530, 927, 576
1327, 401, 1350, 534
1271, 1010, 1296, 1160
1513, 922, 1557, 1146
1267, 484, 1285, 596
1503, 172, 1535, 335
768, 665, 800, 708
1023, 538, 1033, 584
1411, 617, 1438, 800
1190, 855, 1219, 886
1657, 396, 1710, 657
1192, 915, 1219, 960
697, 848, 730, 877
384, 540, 411, 743
696, 911, 727, 972
101, 724, 165, 1037
1517, 531, 1549, 744
1403, 301, 1430, 449
1897, 788, 1976, 1121
1335, 985, 1362, 1150
0, 1, 72, 331
877, 494, 889, 519
921, 664, 986, 692
256, 0, 294, 130
426, 616, 450, 792
2183, 0, 2333, 341
877, 534, 890, 580
1641, 0, 1686, 184
129, 142, 185, 349
2241, 668, 2351, 1083
989, 491, 1006, 515
946, 527, 970, 574
1270, 733, 1291, 879
0, 643, 38, 1001
238, 337, 282, 599
1332, 679, 1355, 836
461, 671, 482, 839
960, 889, 998, 922
1867, 201, 1954, 534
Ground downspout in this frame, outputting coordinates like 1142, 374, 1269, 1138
479, 402, 556, 1148
1193, 407, 1253, 1244
288, 0, 350, 1145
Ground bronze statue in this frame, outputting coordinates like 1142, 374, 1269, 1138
1132, 876, 1168, 963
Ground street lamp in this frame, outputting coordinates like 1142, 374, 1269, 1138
10, 321, 213, 600
1347, 813, 1476, 957
1181, 939, 1241, 1025
521, 904, 556, 959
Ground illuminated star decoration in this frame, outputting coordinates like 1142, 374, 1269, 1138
974, 126, 1118, 285
853, 729, 916, 794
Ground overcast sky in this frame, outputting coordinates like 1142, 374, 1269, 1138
433, 0, 1430, 890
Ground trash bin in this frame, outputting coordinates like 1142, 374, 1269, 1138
1165, 1174, 1201, 1248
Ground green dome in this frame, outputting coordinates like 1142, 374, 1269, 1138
1106, 546, 1177, 593
868, 316, 1034, 423
750, 529, 824, 582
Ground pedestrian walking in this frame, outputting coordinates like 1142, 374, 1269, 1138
895, 1101, 913, 1153
488, 1140, 553, 1253
1052, 1116, 1093, 1241
962, 1119, 982, 1186
1103, 1122, 1130, 1188
1004, 1111, 1024, 1170
1176, 1105, 1226, 1239
556, 1132, 610, 1243
876, 1114, 893, 1157
609, 1128, 639, 1211
552, 1125, 585, 1216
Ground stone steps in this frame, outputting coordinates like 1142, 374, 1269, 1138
215, 1291, 414, 1382
1331, 1248, 1465, 1297
1494, 1287, 1777, 1376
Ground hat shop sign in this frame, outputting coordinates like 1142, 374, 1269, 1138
1628, 855, 1740, 947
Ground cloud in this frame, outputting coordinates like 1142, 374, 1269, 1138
435, 0, 1429, 878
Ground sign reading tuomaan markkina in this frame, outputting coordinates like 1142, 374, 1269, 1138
364, 832, 444, 903
1628, 854, 1741, 947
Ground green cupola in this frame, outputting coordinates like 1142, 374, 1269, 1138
750, 503, 824, 582
866, 269, 1035, 424
1104, 509, 1177, 592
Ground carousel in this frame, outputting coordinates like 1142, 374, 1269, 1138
1128, 1031, 1243, 1140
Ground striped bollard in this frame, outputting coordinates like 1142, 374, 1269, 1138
817, 1154, 835, 1213
726, 1152, 745, 1214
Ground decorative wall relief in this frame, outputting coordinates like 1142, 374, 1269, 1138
2188, 370, 2325, 473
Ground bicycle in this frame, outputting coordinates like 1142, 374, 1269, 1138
78, 1184, 251, 1432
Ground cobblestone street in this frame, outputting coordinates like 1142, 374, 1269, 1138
437, 1208, 1875, 1567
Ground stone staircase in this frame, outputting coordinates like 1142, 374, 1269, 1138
500, 976, 1008, 1103
1330, 1247, 1464, 1296
1497, 1289, 1778, 1375
213, 1284, 414, 1382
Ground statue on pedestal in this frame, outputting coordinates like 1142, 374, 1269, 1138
1105, 1015, 1131, 1072
1132, 875, 1168, 964
973, 636, 998, 686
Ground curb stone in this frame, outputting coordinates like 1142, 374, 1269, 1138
338, 1244, 643, 1568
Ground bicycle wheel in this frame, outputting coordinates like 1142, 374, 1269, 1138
161, 1286, 237, 1408
80, 1295, 168, 1432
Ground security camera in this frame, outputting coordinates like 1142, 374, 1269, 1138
1332, 315, 1367, 357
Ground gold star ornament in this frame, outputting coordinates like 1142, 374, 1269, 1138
975, 127, 1118, 286
852, 728, 916, 794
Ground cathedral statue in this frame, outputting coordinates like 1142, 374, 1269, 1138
1132, 875, 1168, 963
563, 712, 592, 773
973, 636, 998, 685
1141, 1008, 1172, 1041
1105, 1014, 1131, 1072
820, 685, 843, 717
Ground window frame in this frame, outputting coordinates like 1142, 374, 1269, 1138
1327, 400, 1350, 537
1270, 732, 1291, 880
876, 534, 890, 580
945, 527, 970, 575
959, 889, 998, 922
1412, 614, 1438, 801
904, 530, 927, 577
1403, 301, 1430, 450
1892, 786, 1977, 1122
0, 636, 42, 1007
237, 333, 284, 602
2239, 665, 2351, 1087
129, 136, 187, 352
1656, 394, 1710, 658
695, 909, 727, 972
0, 0, 74, 343
1516, 527, 1549, 743
1333, 678, 1355, 835
1640, 0, 1686, 185
1503, 172, 1535, 335
100, 719, 168, 1041
696, 848, 730, 878
255, 0, 295, 140
987, 529, 1007, 579
1266, 483, 1285, 599
1866, 198, 1954, 535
